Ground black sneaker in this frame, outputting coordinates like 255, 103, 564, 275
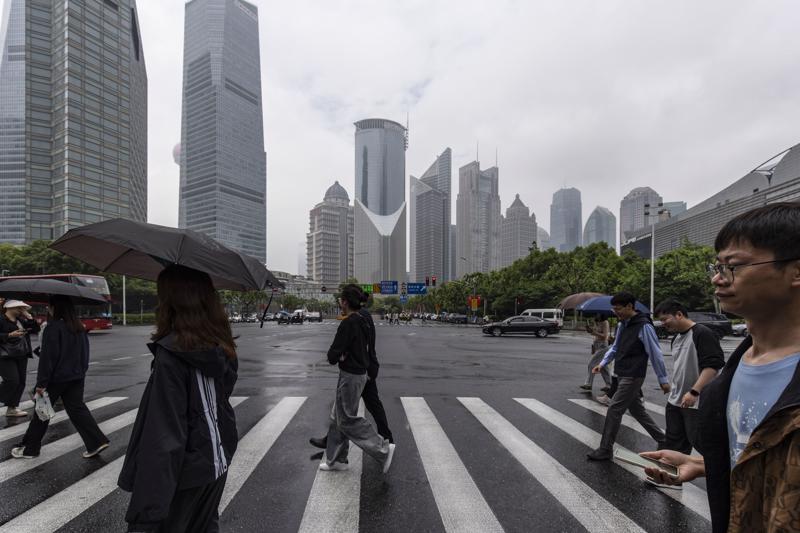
586, 448, 613, 461
309, 436, 327, 449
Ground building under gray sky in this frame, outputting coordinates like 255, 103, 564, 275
549, 188, 582, 252
583, 206, 616, 249
500, 194, 537, 267
409, 147, 451, 283
307, 181, 353, 287
619, 186, 662, 245
179, 0, 267, 262
0, 0, 147, 244
537, 227, 552, 250
456, 161, 501, 276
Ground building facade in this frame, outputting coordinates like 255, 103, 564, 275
583, 206, 616, 249
549, 188, 582, 252
663, 201, 687, 218
619, 187, 662, 244
537, 227, 552, 250
179, 0, 267, 262
306, 181, 353, 288
353, 118, 407, 283
0, 0, 147, 244
456, 161, 501, 276
500, 194, 537, 267
409, 148, 451, 283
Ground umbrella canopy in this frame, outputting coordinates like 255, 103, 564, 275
576, 295, 650, 317
0, 278, 108, 306
558, 292, 606, 311
50, 219, 282, 291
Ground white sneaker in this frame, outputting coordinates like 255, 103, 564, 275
5, 408, 28, 418
645, 476, 682, 489
319, 461, 349, 471
82, 442, 110, 458
11, 447, 36, 459
596, 394, 611, 406
382, 443, 396, 474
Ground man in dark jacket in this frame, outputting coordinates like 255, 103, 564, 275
0, 300, 40, 417
642, 202, 800, 533
587, 292, 671, 461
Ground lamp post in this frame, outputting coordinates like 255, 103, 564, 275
644, 202, 664, 314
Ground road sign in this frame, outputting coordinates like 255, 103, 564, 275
380, 280, 398, 295
400, 295, 408, 303
407, 283, 427, 295
468, 295, 482, 311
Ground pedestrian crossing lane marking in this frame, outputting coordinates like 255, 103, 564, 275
568, 399, 655, 437
459, 397, 645, 533
0, 397, 126, 444
644, 401, 665, 415
0, 397, 247, 533
514, 398, 711, 521
401, 397, 504, 533
297, 401, 365, 533
220, 396, 307, 512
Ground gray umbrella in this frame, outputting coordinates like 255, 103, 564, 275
0, 278, 108, 306
50, 219, 282, 291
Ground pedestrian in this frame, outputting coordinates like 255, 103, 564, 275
118, 265, 239, 532
580, 316, 611, 393
11, 296, 109, 459
654, 299, 724, 460
641, 202, 800, 533
309, 288, 393, 449
318, 284, 395, 473
0, 299, 40, 418
586, 292, 670, 461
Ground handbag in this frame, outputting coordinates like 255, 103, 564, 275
0, 335, 29, 358
34, 391, 56, 421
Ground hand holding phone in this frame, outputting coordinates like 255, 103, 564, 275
613, 448, 679, 479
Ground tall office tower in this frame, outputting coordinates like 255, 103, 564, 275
179, 0, 266, 262
306, 181, 353, 287
537, 227, 552, 250
456, 161, 501, 276
619, 187, 662, 244
500, 194, 537, 267
549, 188, 582, 252
449, 224, 457, 280
583, 206, 617, 248
0, 0, 147, 244
409, 148, 451, 282
663, 201, 687, 218
353, 118, 407, 283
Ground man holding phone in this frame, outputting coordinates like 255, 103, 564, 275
642, 203, 800, 533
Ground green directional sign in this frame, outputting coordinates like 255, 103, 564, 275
361, 284, 374, 294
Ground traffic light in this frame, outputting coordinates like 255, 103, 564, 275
425, 276, 430, 286
432, 276, 437, 287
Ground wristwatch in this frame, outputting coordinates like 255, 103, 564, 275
689, 388, 700, 397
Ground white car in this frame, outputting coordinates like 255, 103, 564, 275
732, 323, 748, 336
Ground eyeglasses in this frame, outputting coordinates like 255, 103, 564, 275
706, 257, 800, 282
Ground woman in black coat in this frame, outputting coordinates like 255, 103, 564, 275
0, 299, 41, 418
11, 296, 109, 459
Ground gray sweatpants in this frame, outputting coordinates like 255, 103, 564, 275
325, 370, 390, 465
599, 376, 665, 452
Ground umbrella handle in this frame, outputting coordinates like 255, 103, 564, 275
259, 290, 275, 328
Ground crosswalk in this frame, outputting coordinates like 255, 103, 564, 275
0, 393, 711, 533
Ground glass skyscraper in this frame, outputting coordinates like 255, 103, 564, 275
0, 0, 147, 244
550, 187, 582, 252
456, 161, 501, 276
583, 206, 616, 249
409, 147, 451, 282
179, 0, 267, 263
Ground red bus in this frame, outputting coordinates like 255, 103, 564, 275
0, 274, 113, 331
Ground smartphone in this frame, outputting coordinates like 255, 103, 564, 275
613, 448, 679, 479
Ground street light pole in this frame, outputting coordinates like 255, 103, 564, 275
644, 202, 662, 314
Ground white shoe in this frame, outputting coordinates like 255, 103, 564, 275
319, 460, 349, 471
5, 408, 28, 418
82, 442, 110, 458
596, 394, 611, 406
645, 476, 682, 489
11, 447, 36, 459
382, 443, 396, 474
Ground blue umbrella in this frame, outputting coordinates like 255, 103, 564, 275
576, 296, 650, 317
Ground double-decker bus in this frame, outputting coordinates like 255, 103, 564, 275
0, 274, 113, 331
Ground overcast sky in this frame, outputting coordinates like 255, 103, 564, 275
132, 0, 800, 273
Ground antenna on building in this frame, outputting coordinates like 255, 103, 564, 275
404, 111, 409, 150
476, 140, 480, 163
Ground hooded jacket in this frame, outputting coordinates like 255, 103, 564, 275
35, 319, 89, 388
118, 334, 238, 531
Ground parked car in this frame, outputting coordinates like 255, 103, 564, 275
275, 310, 292, 324
654, 312, 733, 339
732, 323, 748, 336
448, 313, 468, 324
306, 311, 322, 322
483, 316, 561, 337
262, 312, 275, 321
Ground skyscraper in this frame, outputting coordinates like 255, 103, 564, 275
537, 227, 552, 250
456, 161, 501, 276
663, 201, 687, 218
409, 148, 451, 282
500, 194, 537, 267
550, 188, 582, 252
619, 187, 663, 244
353, 118, 407, 283
307, 181, 353, 287
583, 206, 617, 248
0, 0, 147, 244
179, 0, 266, 262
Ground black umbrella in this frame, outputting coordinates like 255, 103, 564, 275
0, 278, 108, 306
50, 219, 282, 291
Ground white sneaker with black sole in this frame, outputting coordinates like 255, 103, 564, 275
82, 442, 110, 458
382, 443, 396, 474
319, 460, 349, 471
11, 447, 37, 459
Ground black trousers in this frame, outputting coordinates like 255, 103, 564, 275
362, 377, 393, 443
663, 402, 698, 455
21, 379, 108, 456
153, 473, 227, 533
0, 356, 28, 408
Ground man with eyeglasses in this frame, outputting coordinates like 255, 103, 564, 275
641, 202, 800, 533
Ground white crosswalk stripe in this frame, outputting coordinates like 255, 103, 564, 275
568, 398, 657, 437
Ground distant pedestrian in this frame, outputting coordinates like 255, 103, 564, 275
580, 316, 611, 393
118, 265, 239, 532
586, 292, 670, 461
12, 296, 109, 460
0, 300, 40, 418
318, 284, 395, 473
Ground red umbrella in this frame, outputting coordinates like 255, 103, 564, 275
558, 292, 606, 311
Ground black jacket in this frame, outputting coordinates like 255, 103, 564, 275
118, 334, 238, 531
327, 313, 370, 375
0, 314, 40, 358
357, 308, 380, 378
35, 320, 89, 388
613, 312, 652, 378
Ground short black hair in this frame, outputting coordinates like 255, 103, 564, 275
340, 284, 363, 310
610, 292, 636, 307
714, 202, 800, 261
654, 299, 689, 317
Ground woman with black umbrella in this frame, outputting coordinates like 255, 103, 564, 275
0, 299, 40, 418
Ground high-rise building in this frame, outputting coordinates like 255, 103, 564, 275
456, 161, 501, 276
449, 224, 457, 280
619, 187, 663, 244
306, 181, 353, 287
409, 148, 451, 282
537, 227, 552, 250
663, 201, 687, 218
0, 0, 147, 244
583, 206, 617, 249
500, 194, 537, 267
549, 188, 582, 252
353, 118, 407, 283
179, 0, 266, 262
